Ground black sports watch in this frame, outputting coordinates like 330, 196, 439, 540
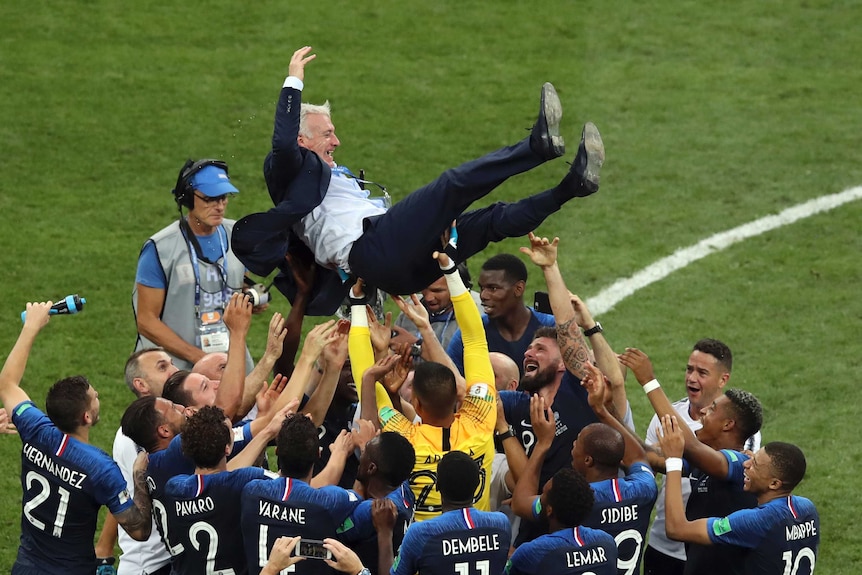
495, 425, 516, 442
583, 322, 603, 337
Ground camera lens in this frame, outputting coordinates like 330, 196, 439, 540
247, 285, 270, 307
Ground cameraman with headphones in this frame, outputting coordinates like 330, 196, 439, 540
132, 159, 255, 371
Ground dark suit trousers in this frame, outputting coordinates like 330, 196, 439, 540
348, 137, 565, 295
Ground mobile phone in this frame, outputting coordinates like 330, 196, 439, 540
295, 539, 333, 560
533, 291, 552, 314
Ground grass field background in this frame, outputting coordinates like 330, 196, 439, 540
1, 0, 860, 571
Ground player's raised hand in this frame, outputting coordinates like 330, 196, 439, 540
300, 320, 338, 361
361, 353, 402, 387
22, 301, 53, 331
519, 232, 559, 269
619, 348, 656, 386
371, 498, 398, 534
392, 294, 430, 331
529, 394, 556, 449
262, 312, 287, 362
0, 408, 17, 435
223, 292, 253, 335
657, 414, 685, 459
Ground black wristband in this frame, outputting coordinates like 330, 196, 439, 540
583, 322, 603, 337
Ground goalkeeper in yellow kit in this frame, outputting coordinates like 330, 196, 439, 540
351, 250, 496, 521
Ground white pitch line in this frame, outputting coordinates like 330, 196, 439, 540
586, 186, 862, 316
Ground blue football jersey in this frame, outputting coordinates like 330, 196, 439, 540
166, 467, 274, 575
241, 476, 363, 575
11, 401, 133, 575
146, 434, 196, 559
501, 372, 597, 545
338, 482, 416, 575
392, 508, 511, 575
585, 462, 657, 575
505, 526, 617, 575
684, 449, 757, 575
500, 373, 597, 487
707, 491, 819, 572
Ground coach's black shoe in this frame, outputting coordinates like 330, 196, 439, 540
529, 82, 565, 161
558, 122, 604, 198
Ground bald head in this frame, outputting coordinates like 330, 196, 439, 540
490, 352, 519, 392
580, 423, 625, 468
193, 352, 227, 382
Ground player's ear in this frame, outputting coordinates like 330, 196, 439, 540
513, 280, 526, 298
132, 377, 149, 396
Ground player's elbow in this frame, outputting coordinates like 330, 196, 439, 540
120, 516, 152, 542
665, 518, 690, 543
509, 496, 534, 521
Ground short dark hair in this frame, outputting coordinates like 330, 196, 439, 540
121, 396, 162, 454
124, 347, 165, 396
482, 253, 528, 284
692, 338, 733, 372
581, 423, 625, 469
45, 376, 92, 434
437, 451, 479, 503
162, 370, 194, 407
547, 467, 594, 527
412, 362, 457, 418
374, 432, 416, 486
533, 326, 558, 342
764, 442, 807, 491
724, 389, 763, 442
181, 406, 229, 469
277, 414, 319, 478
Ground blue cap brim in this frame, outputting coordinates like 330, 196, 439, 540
197, 180, 239, 197
191, 165, 240, 197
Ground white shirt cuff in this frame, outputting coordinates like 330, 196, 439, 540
283, 76, 304, 90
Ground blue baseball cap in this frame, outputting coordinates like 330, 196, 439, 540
190, 165, 239, 197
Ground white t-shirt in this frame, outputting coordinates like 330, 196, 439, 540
113, 428, 171, 575
644, 397, 762, 561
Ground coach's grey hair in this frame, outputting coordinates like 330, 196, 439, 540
299, 101, 332, 138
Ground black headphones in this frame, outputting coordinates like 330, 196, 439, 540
172, 158, 230, 209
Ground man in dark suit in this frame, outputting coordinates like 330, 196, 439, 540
232, 46, 604, 316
